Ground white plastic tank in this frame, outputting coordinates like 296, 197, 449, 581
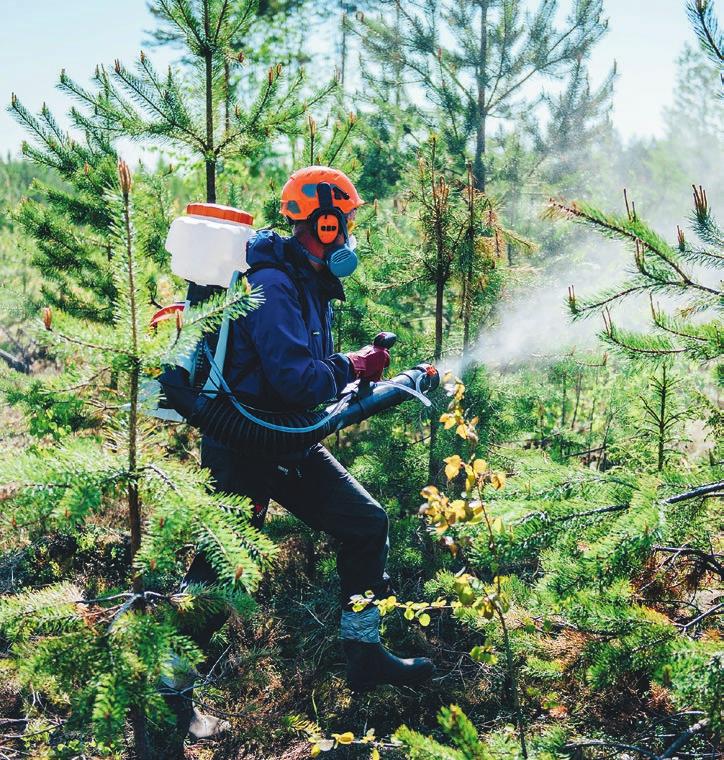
165, 202, 255, 287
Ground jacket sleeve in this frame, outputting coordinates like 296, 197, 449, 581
239, 269, 354, 408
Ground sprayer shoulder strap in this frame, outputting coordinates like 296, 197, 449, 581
218, 263, 309, 384
244, 262, 309, 324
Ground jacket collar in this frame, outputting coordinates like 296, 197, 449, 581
285, 236, 346, 303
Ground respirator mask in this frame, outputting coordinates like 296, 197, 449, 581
305, 182, 358, 278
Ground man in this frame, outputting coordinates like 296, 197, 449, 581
176, 166, 434, 737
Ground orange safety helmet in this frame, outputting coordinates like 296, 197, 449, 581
280, 165, 363, 222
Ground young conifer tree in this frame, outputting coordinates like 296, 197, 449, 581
354, 0, 612, 190
0, 161, 276, 758
7, 95, 169, 324
410, 137, 524, 479
60, 0, 336, 204
7, 0, 333, 326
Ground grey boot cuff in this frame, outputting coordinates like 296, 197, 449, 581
340, 605, 381, 643
160, 653, 199, 691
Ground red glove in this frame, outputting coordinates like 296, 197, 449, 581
347, 344, 391, 381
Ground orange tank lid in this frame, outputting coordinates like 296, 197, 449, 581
186, 202, 254, 226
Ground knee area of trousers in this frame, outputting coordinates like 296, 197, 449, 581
367, 504, 389, 539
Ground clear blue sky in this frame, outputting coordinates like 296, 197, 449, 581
0, 0, 697, 160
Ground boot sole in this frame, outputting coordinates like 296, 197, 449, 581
348, 666, 436, 692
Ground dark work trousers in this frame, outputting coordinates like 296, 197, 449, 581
182, 437, 391, 648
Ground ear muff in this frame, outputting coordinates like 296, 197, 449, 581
316, 213, 340, 245
312, 183, 343, 245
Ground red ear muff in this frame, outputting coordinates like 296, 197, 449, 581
316, 213, 340, 245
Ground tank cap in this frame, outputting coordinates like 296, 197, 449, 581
186, 202, 254, 226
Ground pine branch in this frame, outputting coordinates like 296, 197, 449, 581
547, 198, 719, 297
157, 280, 260, 367
687, 0, 723, 64
111, 60, 207, 152
652, 546, 724, 579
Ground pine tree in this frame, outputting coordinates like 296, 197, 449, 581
7, 95, 169, 323
0, 161, 276, 757
354, 0, 611, 190
638, 364, 694, 472
61, 0, 335, 204
407, 138, 528, 479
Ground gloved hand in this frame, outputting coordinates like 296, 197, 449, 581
347, 342, 391, 382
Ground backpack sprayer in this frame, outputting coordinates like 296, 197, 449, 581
149, 203, 439, 457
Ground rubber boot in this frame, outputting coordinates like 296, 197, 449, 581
340, 605, 435, 691
342, 639, 435, 691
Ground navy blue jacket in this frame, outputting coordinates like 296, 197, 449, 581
225, 230, 355, 411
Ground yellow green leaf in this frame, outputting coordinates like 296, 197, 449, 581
440, 412, 456, 429
450, 499, 466, 519
473, 459, 488, 475
444, 455, 462, 480
490, 472, 506, 490
333, 732, 355, 745
418, 612, 431, 627
470, 644, 498, 664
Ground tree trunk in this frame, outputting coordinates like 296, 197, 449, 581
429, 219, 446, 482
570, 369, 582, 430
473, 1, 488, 191
128, 360, 142, 593
462, 165, 475, 352
585, 374, 598, 462
497, 610, 528, 758
205, 57, 216, 202
434, 263, 444, 363
130, 708, 151, 760
204, 2, 216, 203
506, 193, 518, 266
122, 185, 143, 596
394, 1, 402, 107
599, 412, 613, 471
224, 58, 231, 135
657, 364, 667, 472
340, 1, 348, 91
121, 174, 149, 760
